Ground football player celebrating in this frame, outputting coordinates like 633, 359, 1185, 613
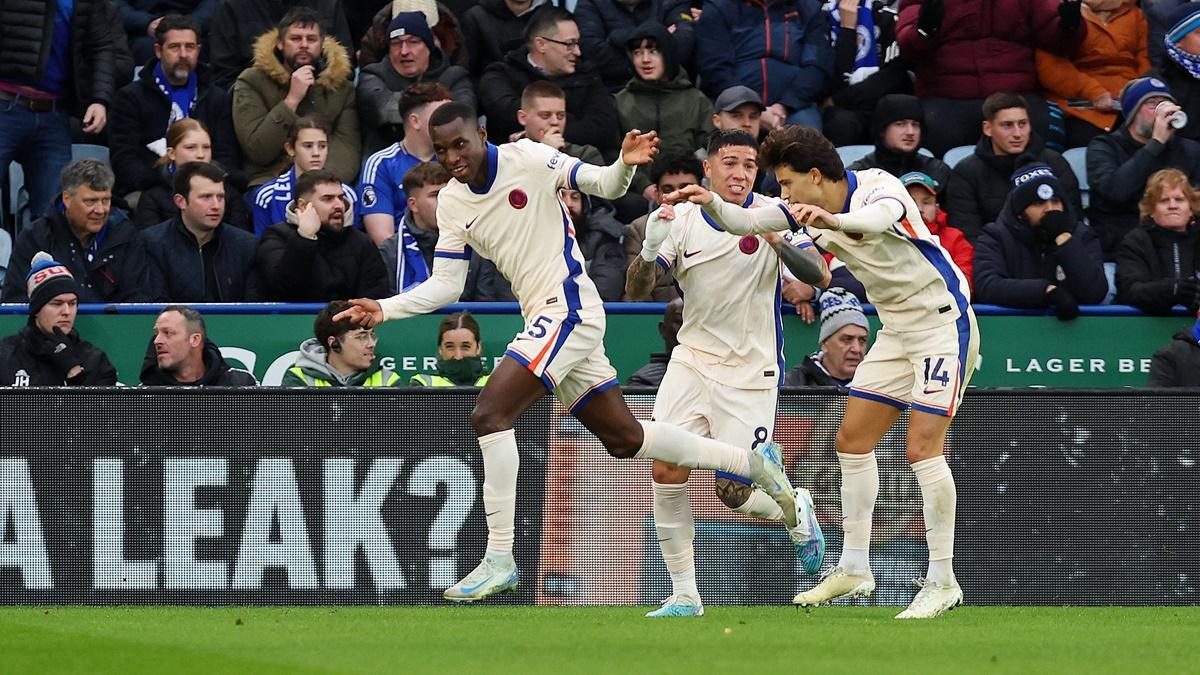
666, 125, 978, 620
337, 104, 800, 604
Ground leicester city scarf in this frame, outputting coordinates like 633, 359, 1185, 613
826, 0, 879, 85
396, 225, 431, 292
153, 63, 198, 133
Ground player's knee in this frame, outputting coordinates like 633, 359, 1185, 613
834, 428, 863, 455
714, 477, 752, 509
471, 405, 512, 437
652, 461, 689, 484
600, 424, 644, 460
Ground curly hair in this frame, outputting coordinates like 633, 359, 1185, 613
759, 126, 845, 180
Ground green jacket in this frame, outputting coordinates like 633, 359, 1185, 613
409, 373, 490, 387
615, 70, 713, 192
281, 338, 402, 387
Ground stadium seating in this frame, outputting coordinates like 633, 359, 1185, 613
71, 144, 111, 165
942, 145, 975, 169
836, 145, 874, 167
1063, 146, 1089, 209
5, 162, 28, 232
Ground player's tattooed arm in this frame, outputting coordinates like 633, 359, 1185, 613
765, 233, 831, 287
625, 256, 664, 300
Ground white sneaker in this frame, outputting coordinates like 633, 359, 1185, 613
645, 593, 705, 617
792, 566, 875, 606
745, 442, 797, 529
895, 578, 963, 619
443, 555, 519, 602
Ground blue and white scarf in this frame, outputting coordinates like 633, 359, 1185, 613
153, 63, 198, 133
1166, 40, 1200, 80
396, 223, 430, 292
826, 0, 879, 85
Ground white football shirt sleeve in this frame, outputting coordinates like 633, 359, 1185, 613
835, 198, 905, 234
700, 192, 797, 235
519, 139, 637, 200
378, 224, 469, 321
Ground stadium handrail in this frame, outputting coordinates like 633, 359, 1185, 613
0, 302, 1191, 317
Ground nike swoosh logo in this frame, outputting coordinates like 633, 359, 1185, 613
682, 249, 701, 258
465, 216, 479, 230
485, 510, 501, 517
656, 538, 672, 543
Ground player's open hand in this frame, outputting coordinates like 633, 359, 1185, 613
335, 299, 385, 328
621, 129, 660, 166
788, 203, 840, 230
661, 184, 713, 206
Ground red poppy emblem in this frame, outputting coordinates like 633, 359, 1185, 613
739, 235, 759, 254
508, 189, 528, 209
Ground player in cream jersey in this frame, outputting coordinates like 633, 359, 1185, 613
667, 126, 979, 620
627, 129, 833, 617
337, 103, 802, 605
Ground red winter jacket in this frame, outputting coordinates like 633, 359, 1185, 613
896, 0, 1087, 99
927, 207, 976, 293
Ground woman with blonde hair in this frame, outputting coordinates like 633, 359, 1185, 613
1115, 168, 1200, 313
133, 119, 251, 230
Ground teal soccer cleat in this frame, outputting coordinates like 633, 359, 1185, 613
746, 442, 798, 530
791, 487, 825, 575
645, 594, 705, 618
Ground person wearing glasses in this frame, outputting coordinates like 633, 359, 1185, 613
479, 6, 622, 155
282, 300, 402, 387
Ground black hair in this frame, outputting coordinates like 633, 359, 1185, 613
705, 128, 758, 157
650, 155, 704, 186
524, 6, 575, 45
759, 125, 845, 179
428, 101, 479, 129
172, 161, 226, 199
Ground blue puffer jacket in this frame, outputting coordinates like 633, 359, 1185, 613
695, 0, 833, 110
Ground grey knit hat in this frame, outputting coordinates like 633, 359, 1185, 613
818, 288, 869, 345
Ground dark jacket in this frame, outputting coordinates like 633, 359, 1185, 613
1147, 328, 1200, 387
3, 205, 154, 303
113, 0, 218, 37
945, 134, 1081, 243
1087, 128, 1200, 259
575, 0, 697, 91
461, 0, 541, 79
895, 0, 1087, 99
829, 0, 909, 112
1153, 58, 1200, 142
848, 93, 952, 188
132, 163, 251, 231
208, 0, 353, 90
110, 60, 241, 197
358, 2, 468, 71
783, 353, 848, 387
143, 216, 260, 302
0, 325, 118, 386
139, 338, 258, 386
479, 46, 622, 153
575, 200, 628, 302
256, 204, 390, 302
973, 204, 1108, 308
1115, 221, 1200, 315
0, 0, 122, 115
694, 0, 833, 111
626, 351, 669, 386
356, 49, 476, 154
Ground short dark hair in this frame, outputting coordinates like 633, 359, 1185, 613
402, 161, 451, 196
759, 125, 845, 180
172, 161, 226, 200
982, 92, 1028, 121
521, 80, 565, 109
705, 128, 758, 157
314, 301, 356, 349
524, 6, 575, 45
650, 155, 704, 186
286, 115, 331, 146
277, 7, 324, 42
399, 82, 454, 121
295, 169, 343, 200
154, 15, 200, 45
428, 101, 478, 129
160, 305, 206, 340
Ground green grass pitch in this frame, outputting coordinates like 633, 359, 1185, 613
2, 606, 1196, 674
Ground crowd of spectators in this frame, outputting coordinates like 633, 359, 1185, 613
1, 0, 1198, 388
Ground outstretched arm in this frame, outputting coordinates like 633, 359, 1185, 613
625, 204, 674, 299
662, 186, 796, 235
570, 130, 660, 199
338, 256, 469, 327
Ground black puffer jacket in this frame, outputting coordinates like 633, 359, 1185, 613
2, 204, 153, 303
132, 163, 250, 231
783, 353, 848, 387
479, 46, 621, 153
1115, 221, 1200, 315
109, 60, 242, 197
256, 206, 389, 302
574, 200, 627, 302
0, 325, 118, 386
1147, 328, 1200, 387
1086, 128, 1200, 260
139, 339, 258, 386
973, 203, 1108, 308
356, 49, 475, 154
461, 0, 541, 79
143, 216, 260, 302
848, 94, 951, 189
0, 0, 122, 114
945, 134, 1081, 243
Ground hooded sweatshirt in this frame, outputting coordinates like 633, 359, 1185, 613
848, 94, 952, 188
139, 339, 258, 386
281, 338, 401, 387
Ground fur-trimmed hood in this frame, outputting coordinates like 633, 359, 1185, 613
251, 28, 353, 90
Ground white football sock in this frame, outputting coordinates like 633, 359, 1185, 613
653, 481, 699, 600
732, 488, 784, 521
912, 455, 957, 587
479, 429, 519, 559
837, 451, 878, 574
634, 421, 751, 476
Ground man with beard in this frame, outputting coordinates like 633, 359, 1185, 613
257, 169, 388, 302
232, 7, 360, 187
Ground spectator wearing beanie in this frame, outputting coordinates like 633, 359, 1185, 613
0, 252, 118, 386
901, 171, 975, 291
821, 0, 912, 146
1035, 0, 1148, 149
1153, 4, 1200, 141
358, 1, 469, 71
783, 287, 870, 387
974, 164, 1107, 318
1087, 76, 1200, 259
849, 94, 952, 190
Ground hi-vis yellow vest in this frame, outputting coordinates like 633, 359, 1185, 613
287, 368, 401, 387
409, 373, 490, 387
